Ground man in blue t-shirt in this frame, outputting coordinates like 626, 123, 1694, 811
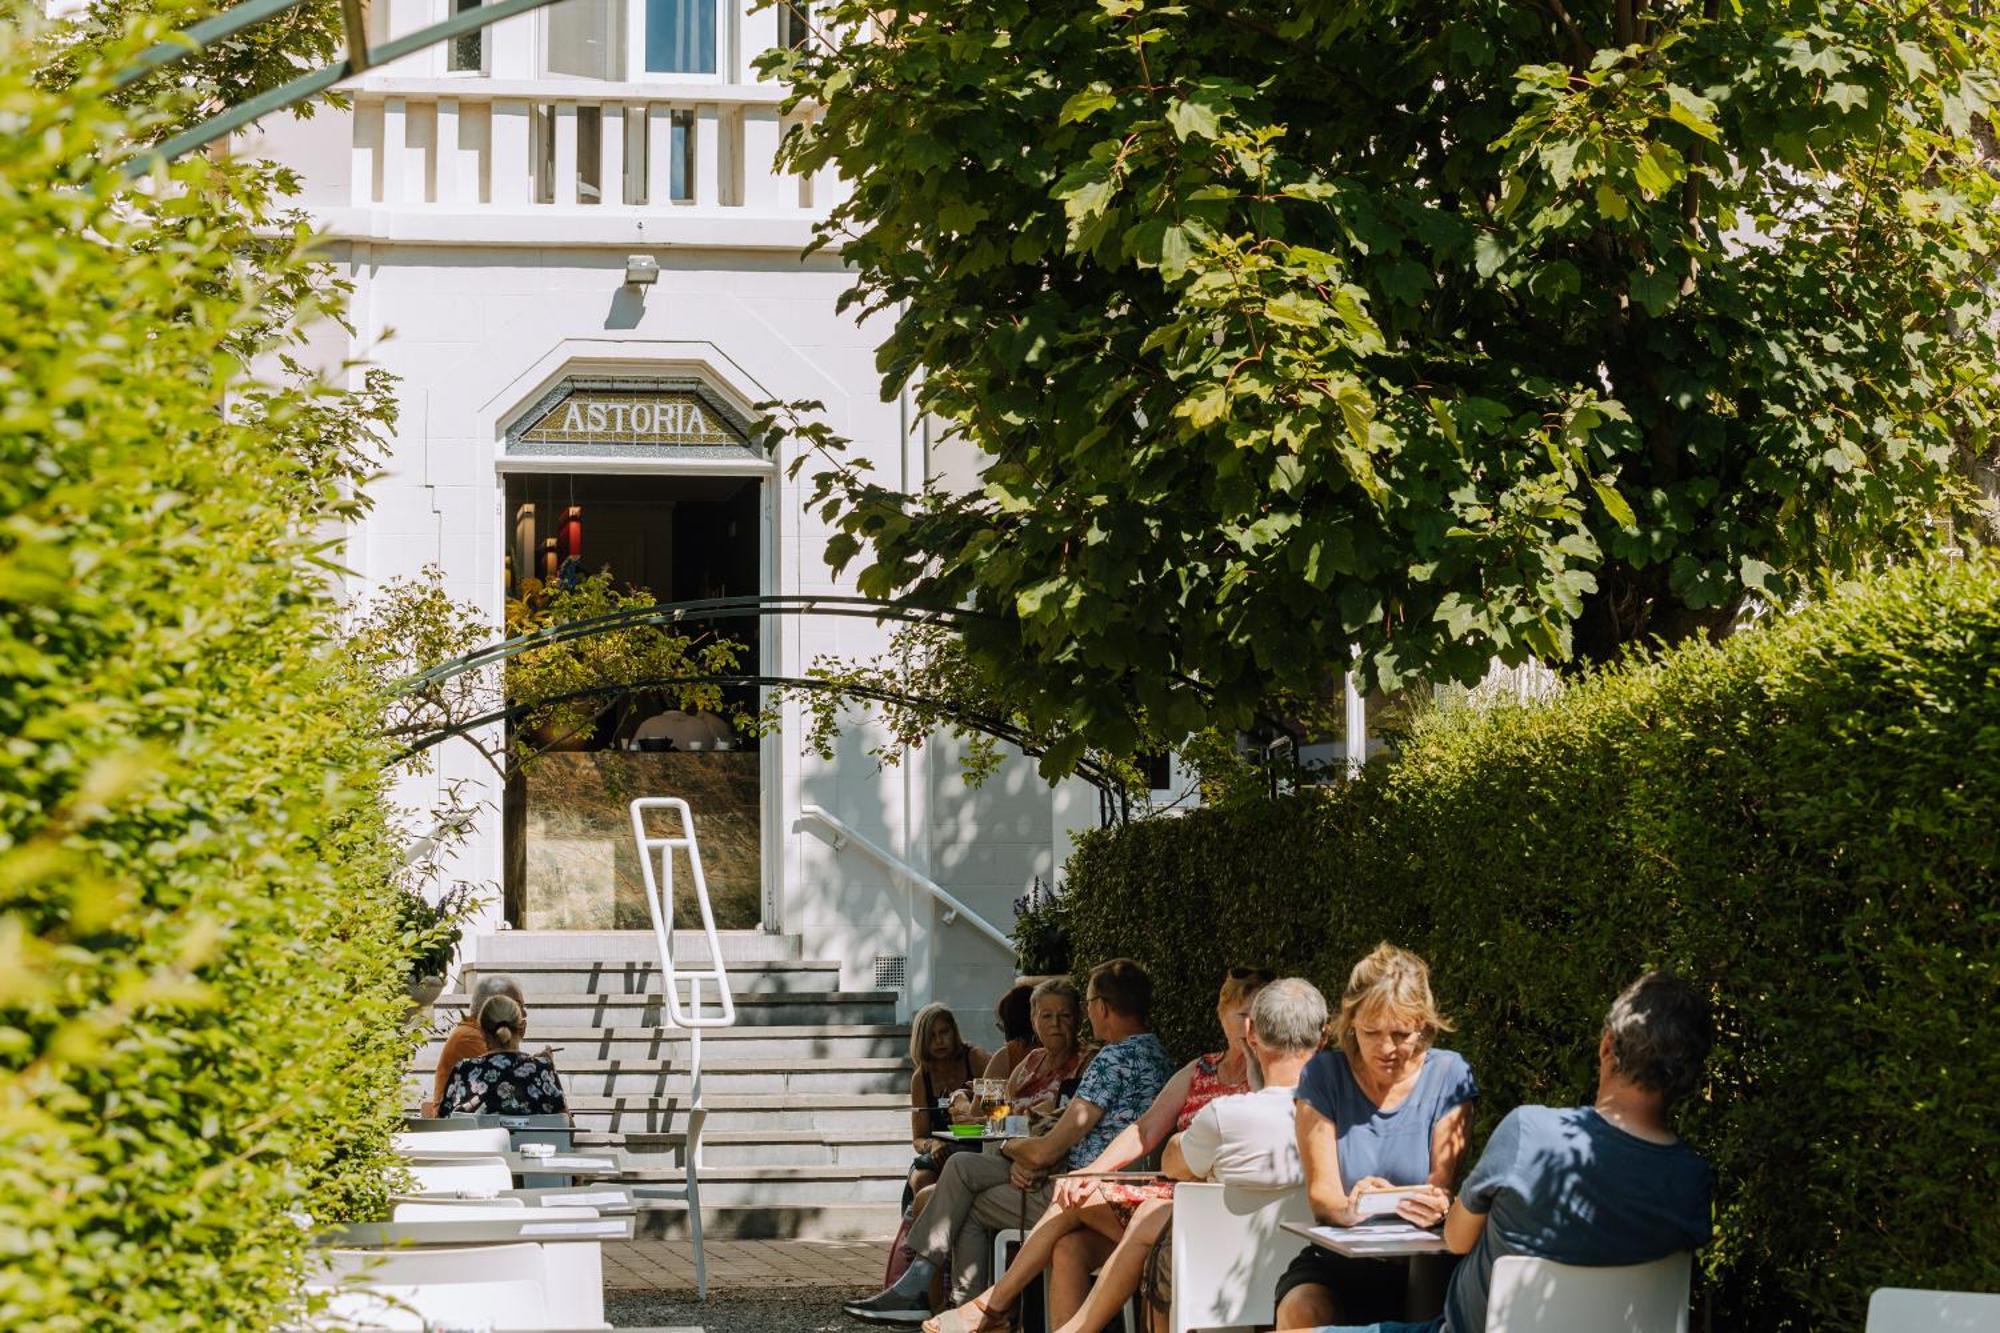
847, 959, 1175, 1324
1306, 972, 1714, 1333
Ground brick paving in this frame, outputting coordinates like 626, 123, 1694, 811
604, 1239, 882, 1293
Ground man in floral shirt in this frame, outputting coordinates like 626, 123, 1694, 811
847, 959, 1176, 1323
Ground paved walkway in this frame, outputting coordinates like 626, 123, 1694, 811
604, 1239, 882, 1293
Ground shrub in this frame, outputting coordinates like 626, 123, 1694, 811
1055, 557, 2000, 1329
0, 19, 411, 1330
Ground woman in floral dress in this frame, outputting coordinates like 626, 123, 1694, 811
439, 994, 567, 1115
923, 967, 1273, 1333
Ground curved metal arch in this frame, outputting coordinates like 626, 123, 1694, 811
393, 670, 1126, 795
396, 594, 992, 694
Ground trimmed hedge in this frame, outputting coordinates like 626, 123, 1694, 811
0, 22, 412, 1330
1049, 558, 2000, 1329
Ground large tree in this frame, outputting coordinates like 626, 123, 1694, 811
769, 0, 2000, 768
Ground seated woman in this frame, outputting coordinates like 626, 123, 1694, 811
981, 982, 1038, 1084
902, 1002, 993, 1212
1273, 943, 1476, 1330
924, 966, 1273, 1333
958, 978, 1095, 1127
437, 995, 566, 1115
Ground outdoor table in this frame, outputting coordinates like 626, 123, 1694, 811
1281, 1220, 1448, 1257
398, 1148, 623, 1180
501, 1185, 638, 1213
323, 1215, 635, 1248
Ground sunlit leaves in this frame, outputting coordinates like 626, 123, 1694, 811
761, 0, 2000, 761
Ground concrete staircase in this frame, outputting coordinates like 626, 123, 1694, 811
419, 931, 909, 1240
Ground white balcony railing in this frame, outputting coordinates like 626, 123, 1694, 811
350, 83, 833, 214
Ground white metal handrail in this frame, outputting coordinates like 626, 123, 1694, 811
629, 797, 738, 1033
797, 802, 1013, 953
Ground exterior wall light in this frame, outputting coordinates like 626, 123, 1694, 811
625, 254, 661, 285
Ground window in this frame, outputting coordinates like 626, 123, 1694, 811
447, 0, 483, 71
644, 0, 717, 74
779, 0, 810, 49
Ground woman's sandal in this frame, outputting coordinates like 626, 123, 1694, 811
920, 1299, 1016, 1333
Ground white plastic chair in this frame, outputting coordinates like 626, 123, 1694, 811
630, 1101, 708, 1298
313, 1278, 549, 1330
1486, 1252, 1691, 1332
393, 1126, 511, 1155
402, 1155, 512, 1195
318, 1241, 548, 1290
1866, 1287, 2000, 1331
380, 1204, 608, 1329
1169, 1182, 1315, 1332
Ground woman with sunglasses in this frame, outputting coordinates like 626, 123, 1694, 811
1273, 943, 1478, 1329
922, 966, 1274, 1333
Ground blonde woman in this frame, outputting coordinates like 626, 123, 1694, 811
1274, 944, 1477, 1330
903, 1003, 992, 1209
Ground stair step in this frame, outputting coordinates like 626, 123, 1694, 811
403, 1058, 910, 1099
412, 1024, 909, 1065
434, 991, 899, 1028
474, 931, 803, 965
460, 959, 843, 995
550, 1093, 911, 1135
636, 1203, 900, 1241
578, 1127, 913, 1168
622, 1163, 907, 1206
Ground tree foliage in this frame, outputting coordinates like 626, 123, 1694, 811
768, 0, 2000, 767
0, 12, 412, 1327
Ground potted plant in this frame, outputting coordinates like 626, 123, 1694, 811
397, 882, 478, 1020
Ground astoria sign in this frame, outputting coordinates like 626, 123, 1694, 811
518, 388, 743, 447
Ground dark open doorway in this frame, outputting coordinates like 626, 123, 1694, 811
501, 470, 764, 931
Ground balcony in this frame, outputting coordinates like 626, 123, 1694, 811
295, 0, 841, 248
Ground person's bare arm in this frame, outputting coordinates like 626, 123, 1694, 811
1442, 1197, 1486, 1254
1296, 1100, 1390, 1227
1006, 1095, 1105, 1174
909, 1068, 938, 1153
1428, 1101, 1474, 1186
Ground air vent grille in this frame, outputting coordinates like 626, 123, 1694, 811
873, 955, 908, 991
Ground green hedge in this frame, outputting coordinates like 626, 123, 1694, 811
0, 22, 412, 1329
1049, 558, 1999, 1329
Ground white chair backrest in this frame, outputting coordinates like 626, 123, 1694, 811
313, 1278, 548, 1330
374, 1204, 607, 1329
1487, 1252, 1691, 1333
393, 1126, 511, 1155
403, 1155, 512, 1195
1866, 1287, 2000, 1331
321, 1241, 550, 1289
1170, 1182, 1316, 1332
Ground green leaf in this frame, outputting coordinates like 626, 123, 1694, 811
1059, 84, 1117, 124
1594, 181, 1630, 221
1629, 267, 1678, 316
1473, 233, 1512, 278
1665, 85, 1722, 142
1633, 141, 1685, 199
1591, 477, 1639, 529
1167, 97, 1222, 142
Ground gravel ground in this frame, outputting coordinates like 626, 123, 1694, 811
606, 1285, 884, 1331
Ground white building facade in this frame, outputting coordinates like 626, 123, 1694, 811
242, 0, 1108, 1021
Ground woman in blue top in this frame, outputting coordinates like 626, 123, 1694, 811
1274, 944, 1477, 1330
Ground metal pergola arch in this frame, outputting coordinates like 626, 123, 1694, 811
388, 593, 1139, 823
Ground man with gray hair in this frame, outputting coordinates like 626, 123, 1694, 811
423, 973, 526, 1116
1024, 978, 1329, 1333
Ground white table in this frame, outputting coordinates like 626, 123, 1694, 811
400, 1148, 623, 1180
327, 1215, 635, 1247
1282, 1220, 1449, 1257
